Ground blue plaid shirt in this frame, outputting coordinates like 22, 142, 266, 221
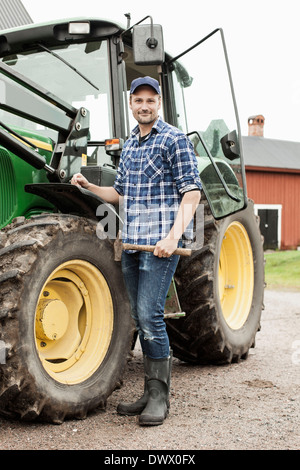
114, 117, 202, 246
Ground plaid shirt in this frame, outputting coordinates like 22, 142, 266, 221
114, 117, 202, 247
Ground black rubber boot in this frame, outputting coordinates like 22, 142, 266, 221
117, 355, 149, 416
138, 354, 171, 426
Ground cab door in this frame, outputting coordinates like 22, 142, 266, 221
166, 29, 247, 220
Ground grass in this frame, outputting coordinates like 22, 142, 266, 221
264, 250, 300, 291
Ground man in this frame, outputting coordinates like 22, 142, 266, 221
71, 76, 202, 426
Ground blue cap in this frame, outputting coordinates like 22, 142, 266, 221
130, 76, 161, 95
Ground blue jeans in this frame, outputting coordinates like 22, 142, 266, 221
121, 251, 180, 359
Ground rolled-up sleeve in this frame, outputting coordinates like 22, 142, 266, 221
113, 158, 125, 196
168, 134, 202, 194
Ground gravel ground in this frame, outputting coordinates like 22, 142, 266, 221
0, 288, 299, 451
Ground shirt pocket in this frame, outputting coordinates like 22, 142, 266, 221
143, 153, 163, 184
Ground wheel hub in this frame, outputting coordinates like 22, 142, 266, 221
36, 299, 69, 341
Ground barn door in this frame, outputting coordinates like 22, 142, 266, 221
258, 208, 279, 250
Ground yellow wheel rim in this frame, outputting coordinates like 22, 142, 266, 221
35, 260, 114, 385
218, 222, 254, 330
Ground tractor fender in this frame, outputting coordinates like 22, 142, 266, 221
25, 183, 122, 237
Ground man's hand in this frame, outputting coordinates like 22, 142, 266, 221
71, 174, 120, 204
154, 238, 179, 258
71, 173, 90, 189
153, 191, 201, 258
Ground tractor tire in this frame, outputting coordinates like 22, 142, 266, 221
167, 199, 264, 364
0, 214, 133, 423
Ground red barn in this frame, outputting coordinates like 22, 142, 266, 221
242, 115, 300, 250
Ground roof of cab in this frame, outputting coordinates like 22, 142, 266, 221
0, 17, 124, 55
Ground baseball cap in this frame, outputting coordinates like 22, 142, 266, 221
130, 76, 161, 95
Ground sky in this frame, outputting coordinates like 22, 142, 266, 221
22, 0, 300, 143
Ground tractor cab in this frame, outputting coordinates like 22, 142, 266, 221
0, 16, 246, 223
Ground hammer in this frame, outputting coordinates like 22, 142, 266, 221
113, 235, 191, 261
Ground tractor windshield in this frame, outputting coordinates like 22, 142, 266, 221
0, 41, 113, 143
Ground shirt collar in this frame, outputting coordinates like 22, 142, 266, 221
131, 116, 164, 139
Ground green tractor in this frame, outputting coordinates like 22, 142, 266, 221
0, 17, 264, 423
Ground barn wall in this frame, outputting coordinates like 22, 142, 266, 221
246, 168, 300, 249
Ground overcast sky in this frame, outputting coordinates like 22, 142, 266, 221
22, 0, 300, 143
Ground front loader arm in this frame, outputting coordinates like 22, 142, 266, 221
0, 61, 89, 182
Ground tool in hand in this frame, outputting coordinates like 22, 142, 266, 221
113, 234, 192, 261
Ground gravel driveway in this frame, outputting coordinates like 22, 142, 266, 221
0, 288, 299, 451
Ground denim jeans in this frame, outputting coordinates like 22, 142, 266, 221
121, 251, 180, 359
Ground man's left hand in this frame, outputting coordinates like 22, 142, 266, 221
154, 239, 178, 258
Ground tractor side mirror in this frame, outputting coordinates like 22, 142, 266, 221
133, 23, 164, 65
220, 130, 240, 161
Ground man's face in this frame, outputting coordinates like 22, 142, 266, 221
129, 86, 161, 126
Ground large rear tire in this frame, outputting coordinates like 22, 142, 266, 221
167, 199, 264, 364
0, 214, 133, 423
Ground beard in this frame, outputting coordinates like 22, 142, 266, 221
135, 112, 158, 125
